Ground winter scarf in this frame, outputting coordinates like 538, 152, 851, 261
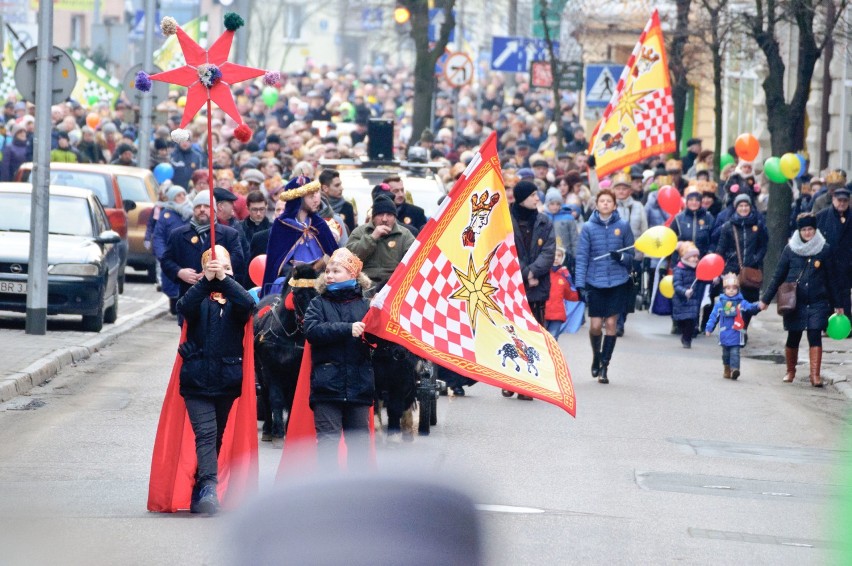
788, 229, 826, 257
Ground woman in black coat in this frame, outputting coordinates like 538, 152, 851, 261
716, 193, 768, 330
176, 245, 255, 514
760, 214, 842, 388
302, 248, 374, 470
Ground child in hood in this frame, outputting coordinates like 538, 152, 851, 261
672, 242, 704, 348
545, 247, 580, 338
705, 273, 761, 380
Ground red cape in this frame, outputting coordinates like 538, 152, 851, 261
276, 342, 375, 479
147, 320, 258, 512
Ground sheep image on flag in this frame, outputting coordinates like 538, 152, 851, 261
363, 132, 575, 416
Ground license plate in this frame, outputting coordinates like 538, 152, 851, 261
0, 280, 26, 294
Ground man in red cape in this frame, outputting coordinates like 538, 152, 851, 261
147, 307, 258, 512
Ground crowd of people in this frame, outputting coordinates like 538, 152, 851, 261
1, 63, 849, 513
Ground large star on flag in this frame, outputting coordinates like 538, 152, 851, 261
146, 18, 266, 130
449, 247, 501, 333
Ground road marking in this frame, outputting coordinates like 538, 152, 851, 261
475, 504, 546, 514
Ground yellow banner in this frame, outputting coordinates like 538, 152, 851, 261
588, 10, 676, 178
364, 132, 576, 415
31, 0, 95, 11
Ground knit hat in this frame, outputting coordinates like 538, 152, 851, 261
371, 183, 392, 200
115, 143, 134, 155
516, 168, 535, 180
241, 168, 265, 184
513, 180, 538, 203
193, 190, 214, 208
372, 195, 396, 217
166, 185, 186, 202
733, 193, 752, 208
796, 214, 817, 229
544, 188, 563, 205
328, 247, 363, 278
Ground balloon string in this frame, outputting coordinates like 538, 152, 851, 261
207, 99, 216, 259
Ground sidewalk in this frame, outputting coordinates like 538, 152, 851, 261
0, 297, 169, 404
746, 309, 852, 396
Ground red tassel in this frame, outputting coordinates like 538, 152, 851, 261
234, 124, 252, 142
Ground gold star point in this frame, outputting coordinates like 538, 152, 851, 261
615, 82, 650, 124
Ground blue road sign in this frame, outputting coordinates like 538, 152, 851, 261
490, 36, 559, 72
585, 64, 624, 108
429, 8, 456, 42
361, 8, 383, 31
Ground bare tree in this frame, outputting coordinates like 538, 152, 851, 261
698, 0, 733, 177
742, 0, 849, 278
538, 0, 565, 151
399, 0, 456, 145
666, 0, 693, 153
250, 0, 285, 70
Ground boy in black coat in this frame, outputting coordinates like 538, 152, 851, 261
302, 248, 375, 470
176, 245, 255, 514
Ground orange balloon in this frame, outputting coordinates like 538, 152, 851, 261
734, 133, 759, 161
86, 112, 100, 129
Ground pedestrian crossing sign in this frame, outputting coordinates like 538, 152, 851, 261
585, 64, 624, 108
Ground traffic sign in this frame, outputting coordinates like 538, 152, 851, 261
428, 8, 455, 42
361, 7, 383, 31
444, 52, 473, 88
130, 10, 163, 40
585, 64, 623, 108
532, 0, 567, 39
530, 60, 583, 90
14, 46, 76, 105
490, 36, 558, 72
123, 64, 168, 107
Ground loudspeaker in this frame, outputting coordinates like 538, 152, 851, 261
368, 119, 394, 161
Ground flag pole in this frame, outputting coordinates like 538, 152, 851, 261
207, 99, 216, 259
592, 245, 635, 260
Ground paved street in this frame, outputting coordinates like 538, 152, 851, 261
0, 302, 848, 565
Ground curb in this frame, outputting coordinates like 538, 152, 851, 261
0, 297, 169, 404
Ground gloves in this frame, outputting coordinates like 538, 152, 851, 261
586, 154, 596, 169
609, 251, 623, 262
178, 341, 202, 360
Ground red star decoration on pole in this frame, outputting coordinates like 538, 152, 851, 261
148, 24, 265, 131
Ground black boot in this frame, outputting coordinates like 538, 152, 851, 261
590, 333, 603, 378
598, 336, 617, 384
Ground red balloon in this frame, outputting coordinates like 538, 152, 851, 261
657, 185, 683, 215
696, 253, 725, 281
249, 254, 266, 287
734, 133, 759, 161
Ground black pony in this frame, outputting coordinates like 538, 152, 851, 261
254, 264, 318, 442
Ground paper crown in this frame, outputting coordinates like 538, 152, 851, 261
655, 174, 673, 186
201, 245, 231, 269
610, 172, 631, 187
471, 191, 500, 213
693, 179, 718, 194
722, 272, 739, 287
665, 159, 682, 171
826, 170, 847, 185
329, 248, 363, 277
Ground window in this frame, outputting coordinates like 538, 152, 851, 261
116, 175, 152, 203
284, 3, 304, 41
71, 15, 85, 49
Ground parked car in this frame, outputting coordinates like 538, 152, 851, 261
105, 165, 160, 282
0, 183, 122, 332
320, 159, 445, 226
16, 163, 136, 292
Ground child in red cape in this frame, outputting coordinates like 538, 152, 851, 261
545, 247, 580, 338
148, 245, 258, 514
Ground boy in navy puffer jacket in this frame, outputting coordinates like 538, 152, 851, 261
672, 242, 704, 348
705, 273, 761, 380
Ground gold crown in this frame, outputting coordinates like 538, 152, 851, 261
826, 170, 846, 185
694, 180, 718, 194
471, 191, 500, 213
279, 180, 321, 202
665, 159, 682, 171
611, 172, 631, 187
722, 272, 739, 287
655, 174, 673, 186
329, 247, 363, 277
201, 245, 231, 269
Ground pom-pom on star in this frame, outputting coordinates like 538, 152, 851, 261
233, 124, 252, 143
171, 128, 191, 143
197, 64, 222, 88
160, 16, 178, 36
223, 12, 245, 31
135, 71, 152, 92
264, 71, 281, 86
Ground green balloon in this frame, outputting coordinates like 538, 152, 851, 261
87, 94, 99, 106
763, 156, 786, 184
262, 86, 279, 108
720, 153, 735, 169
827, 314, 852, 340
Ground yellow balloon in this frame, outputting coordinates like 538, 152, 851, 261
659, 275, 675, 299
177, 95, 187, 108
634, 226, 678, 258
779, 153, 801, 179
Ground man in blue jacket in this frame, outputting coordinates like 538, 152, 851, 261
170, 137, 206, 189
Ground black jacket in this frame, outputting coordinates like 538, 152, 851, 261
303, 285, 374, 408
716, 211, 768, 275
762, 243, 839, 331
176, 276, 254, 398
240, 216, 271, 246
397, 201, 428, 231
161, 223, 247, 298
672, 207, 714, 256
816, 206, 852, 284
511, 207, 556, 303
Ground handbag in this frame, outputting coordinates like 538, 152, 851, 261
776, 262, 807, 316
733, 228, 763, 289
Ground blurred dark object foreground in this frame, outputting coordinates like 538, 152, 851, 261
227, 472, 483, 566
